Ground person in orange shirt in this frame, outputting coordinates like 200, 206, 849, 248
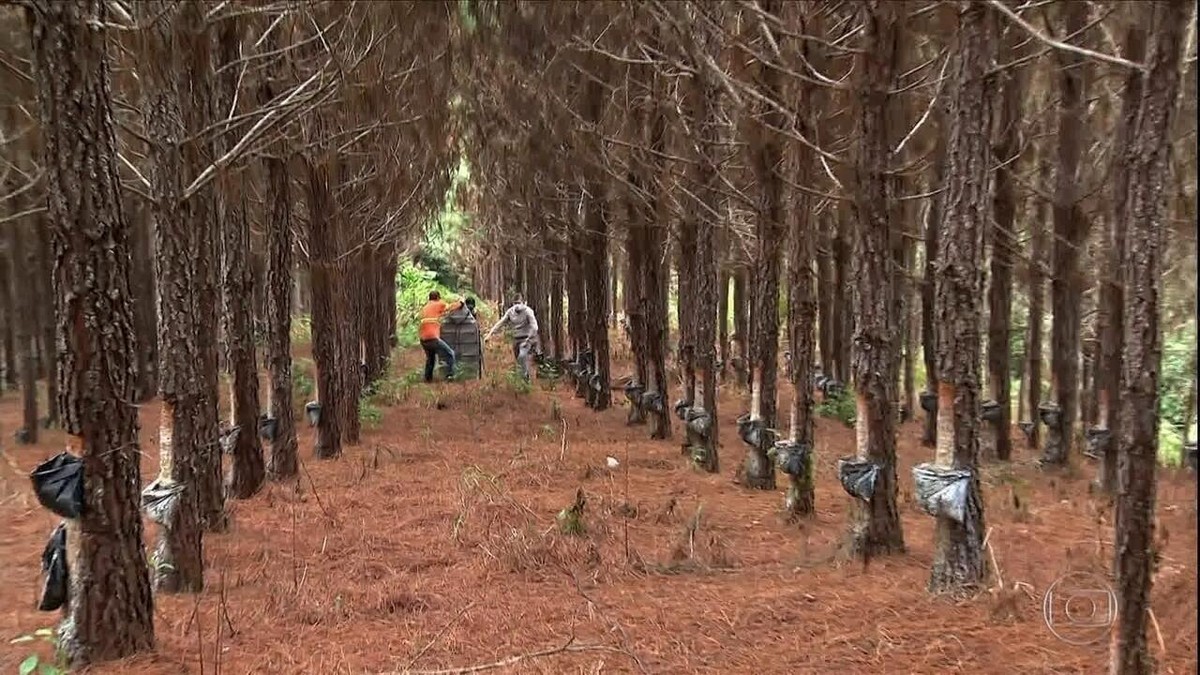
419, 290, 463, 382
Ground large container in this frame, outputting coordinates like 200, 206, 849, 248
439, 307, 483, 379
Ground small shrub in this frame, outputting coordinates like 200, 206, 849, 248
556, 489, 587, 536
815, 390, 856, 428
359, 400, 383, 429
292, 359, 315, 399
505, 370, 532, 395
367, 369, 423, 406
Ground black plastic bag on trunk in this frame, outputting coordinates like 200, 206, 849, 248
39, 522, 69, 612
30, 452, 85, 519
837, 457, 879, 502
771, 440, 811, 478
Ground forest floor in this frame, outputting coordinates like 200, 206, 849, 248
0, 344, 1196, 674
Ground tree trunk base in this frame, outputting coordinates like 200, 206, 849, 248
784, 477, 815, 521
847, 498, 905, 560
928, 504, 987, 596
739, 450, 776, 490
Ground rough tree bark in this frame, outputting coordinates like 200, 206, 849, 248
304, 146, 345, 460
742, 2, 786, 489
138, 0, 214, 589
1094, 19, 1146, 494
838, 209, 856, 384
258, 24, 298, 480
688, 1, 722, 473
816, 219, 834, 377
1110, 2, 1186, 671
129, 200, 158, 402
4, 213, 38, 442
215, 14, 265, 499
985, 26, 1025, 462
783, 0, 819, 518
929, 0, 995, 595
921, 146, 944, 448
717, 268, 730, 380
0, 240, 15, 390
33, 221, 58, 427
846, 0, 905, 558
1025, 156, 1049, 449
1042, 0, 1091, 468
581, 76, 611, 411
902, 241, 917, 423
644, 59, 672, 440
28, 0, 156, 662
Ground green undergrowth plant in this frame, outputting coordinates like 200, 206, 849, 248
292, 358, 315, 400
365, 368, 425, 407
505, 369, 532, 395
358, 399, 383, 429
815, 389, 856, 428
11, 627, 65, 675
556, 488, 587, 536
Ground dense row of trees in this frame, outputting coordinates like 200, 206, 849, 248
0, 1, 1194, 673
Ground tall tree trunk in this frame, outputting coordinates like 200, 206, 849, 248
846, 0, 904, 558
137, 0, 213, 590
625, 150, 651, 425
4, 215, 38, 442
902, 240, 917, 424
258, 23, 298, 480
130, 200, 158, 402
304, 148, 345, 460
29, 0, 156, 663
0, 239, 16, 390
742, 10, 785, 489
985, 28, 1025, 463
1095, 20, 1146, 494
166, 2, 226, 533
215, 15, 264, 499
816, 218, 834, 377
581, 76, 611, 411
832, 221, 852, 384
549, 261, 565, 361
645, 65, 672, 440
33, 220, 58, 427
1111, 3, 1185, 671
718, 268, 730, 379
683, 1, 723, 473
1026, 156, 1049, 450
928, 0, 995, 595
921, 137, 944, 449
384, 246, 399, 350
1042, 0, 1091, 468
784, 1, 819, 517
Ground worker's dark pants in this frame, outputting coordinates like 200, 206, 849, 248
421, 338, 455, 382
511, 335, 540, 381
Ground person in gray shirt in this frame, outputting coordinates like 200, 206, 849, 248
484, 297, 541, 381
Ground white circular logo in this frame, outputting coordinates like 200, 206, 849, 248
1042, 571, 1117, 645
